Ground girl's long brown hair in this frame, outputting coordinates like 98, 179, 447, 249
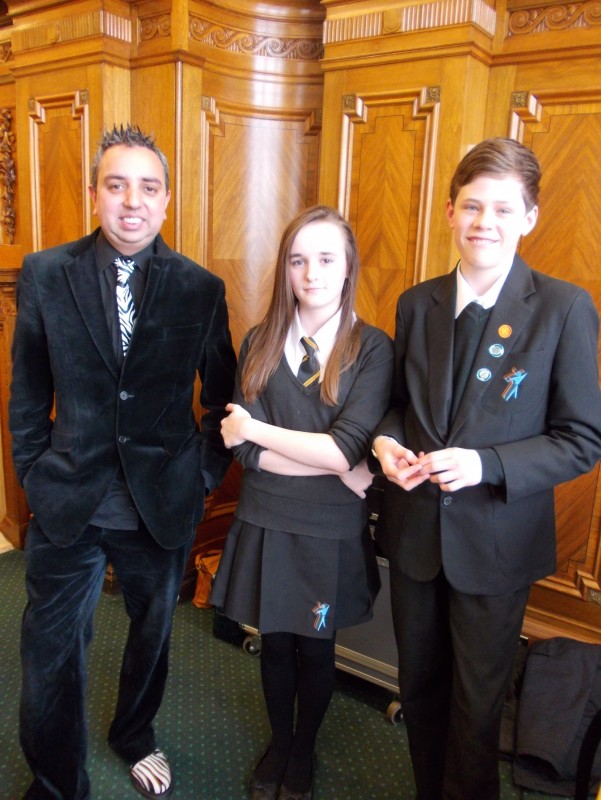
240, 205, 364, 406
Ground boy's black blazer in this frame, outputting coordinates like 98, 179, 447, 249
375, 255, 601, 594
9, 229, 237, 548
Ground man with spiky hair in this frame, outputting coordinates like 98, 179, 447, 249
9, 124, 237, 800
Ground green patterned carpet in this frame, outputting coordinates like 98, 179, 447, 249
0, 548, 570, 799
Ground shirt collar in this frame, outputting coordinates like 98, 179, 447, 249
454, 261, 512, 319
96, 230, 155, 276
284, 307, 346, 377
290, 306, 343, 364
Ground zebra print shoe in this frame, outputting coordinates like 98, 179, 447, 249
130, 749, 173, 798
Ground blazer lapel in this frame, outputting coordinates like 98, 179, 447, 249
64, 239, 120, 380
427, 274, 457, 441
127, 235, 173, 328
449, 255, 536, 439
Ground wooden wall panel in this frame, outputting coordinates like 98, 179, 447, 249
339, 89, 440, 336
130, 63, 176, 248
204, 106, 321, 351
29, 92, 90, 250
504, 89, 601, 640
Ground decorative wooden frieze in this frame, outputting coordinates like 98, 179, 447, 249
189, 15, 323, 60
508, 1, 601, 36
0, 108, 15, 245
139, 14, 171, 41
324, 0, 496, 44
13, 10, 131, 52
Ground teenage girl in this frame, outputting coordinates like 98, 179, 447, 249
210, 205, 393, 800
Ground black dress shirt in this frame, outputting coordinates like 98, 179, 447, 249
88, 232, 155, 530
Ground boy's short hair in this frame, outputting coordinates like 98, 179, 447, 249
449, 137, 540, 211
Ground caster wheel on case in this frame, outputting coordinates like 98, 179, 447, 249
387, 699, 403, 725
243, 635, 262, 656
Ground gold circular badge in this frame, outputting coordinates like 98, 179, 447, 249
498, 324, 512, 339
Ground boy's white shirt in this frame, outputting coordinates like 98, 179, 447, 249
455, 261, 512, 318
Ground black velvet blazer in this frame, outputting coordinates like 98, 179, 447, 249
9, 229, 237, 548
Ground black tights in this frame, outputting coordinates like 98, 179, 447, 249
254, 632, 336, 792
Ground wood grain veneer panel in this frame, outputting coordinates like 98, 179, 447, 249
203, 106, 320, 351
338, 88, 440, 337
28, 92, 90, 251
509, 90, 601, 638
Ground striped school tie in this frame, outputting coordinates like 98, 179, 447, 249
114, 257, 137, 356
297, 336, 320, 387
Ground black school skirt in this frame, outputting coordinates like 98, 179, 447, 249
210, 519, 381, 639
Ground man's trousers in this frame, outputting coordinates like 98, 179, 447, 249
20, 517, 193, 800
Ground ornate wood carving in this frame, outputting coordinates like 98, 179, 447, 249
324, 0, 496, 44
12, 10, 132, 51
189, 15, 322, 60
139, 13, 171, 41
0, 108, 15, 245
508, 1, 601, 36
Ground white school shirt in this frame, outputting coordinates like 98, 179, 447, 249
455, 261, 512, 318
284, 307, 344, 379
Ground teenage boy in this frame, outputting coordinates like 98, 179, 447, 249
371, 138, 601, 800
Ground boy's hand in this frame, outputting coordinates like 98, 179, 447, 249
417, 447, 482, 491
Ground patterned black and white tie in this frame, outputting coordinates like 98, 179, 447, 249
114, 257, 137, 356
297, 336, 320, 387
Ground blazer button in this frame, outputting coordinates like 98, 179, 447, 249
119, 391, 130, 400
442, 495, 453, 506
118, 435, 129, 444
